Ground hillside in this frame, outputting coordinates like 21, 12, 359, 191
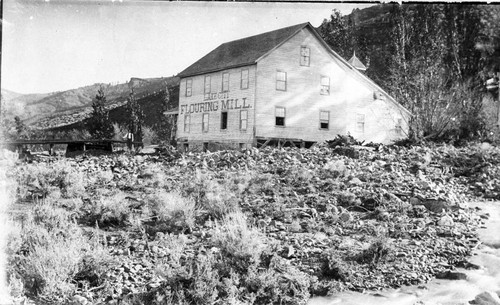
47, 76, 180, 133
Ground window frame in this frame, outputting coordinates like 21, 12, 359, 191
240, 110, 248, 131
241, 69, 249, 90
184, 114, 190, 133
395, 118, 403, 135
300, 46, 310, 67
319, 110, 330, 130
320, 76, 330, 95
275, 106, 286, 127
221, 111, 228, 130
202, 113, 209, 133
222, 72, 230, 92
276, 71, 287, 91
356, 113, 365, 133
185, 79, 192, 97
204, 75, 211, 94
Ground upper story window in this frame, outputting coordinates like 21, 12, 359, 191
204, 75, 211, 94
320, 111, 329, 129
320, 76, 330, 95
241, 69, 249, 90
184, 114, 190, 133
185, 79, 192, 97
356, 114, 365, 133
300, 46, 310, 66
222, 72, 230, 92
275, 106, 286, 126
276, 71, 287, 91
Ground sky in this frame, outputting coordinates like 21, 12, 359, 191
1, 0, 374, 94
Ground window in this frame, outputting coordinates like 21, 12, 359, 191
395, 118, 403, 135
204, 76, 211, 94
320, 76, 330, 95
185, 79, 192, 97
202, 113, 209, 133
275, 107, 285, 126
356, 114, 365, 133
300, 46, 310, 66
222, 72, 229, 92
320, 111, 329, 129
221, 112, 228, 130
184, 114, 190, 133
276, 71, 287, 91
241, 69, 249, 89
240, 110, 248, 131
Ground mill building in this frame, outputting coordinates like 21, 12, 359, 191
176, 22, 410, 151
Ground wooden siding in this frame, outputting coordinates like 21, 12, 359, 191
177, 65, 257, 145
254, 27, 409, 144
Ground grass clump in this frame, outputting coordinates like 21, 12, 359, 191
149, 190, 198, 233
86, 191, 133, 227
8, 202, 114, 303
15, 160, 86, 199
211, 211, 267, 272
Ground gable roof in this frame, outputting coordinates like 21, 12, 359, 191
348, 52, 367, 71
178, 23, 309, 78
177, 22, 410, 116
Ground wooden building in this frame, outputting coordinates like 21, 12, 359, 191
176, 22, 410, 151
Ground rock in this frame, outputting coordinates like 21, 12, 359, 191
423, 199, 450, 213
436, 271, 467, 280
72, 295, 88, 305
283, 245, 295, 258
339, 212, 352, 222
349, 177, 363, 186
438, 215, 454, 227
470, 291, 500, 305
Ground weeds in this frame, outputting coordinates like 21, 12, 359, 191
211, 211, 267, 273
149, 190, 198, 232
8, 202, 114, 303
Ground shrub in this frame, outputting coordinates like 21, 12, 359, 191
87, 191, 133, 227
15, 161, 86, 199
355, 238, 391, 265
8, 204, 114, 303
211, 211, 267, 272
182, 171, 240, 219
149, 190, 198, 232
247, 255, 310, 305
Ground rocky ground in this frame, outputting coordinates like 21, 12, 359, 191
5, 139, 500, 304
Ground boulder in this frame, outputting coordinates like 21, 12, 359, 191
470, 291, 500, 305
423, 199, 451, 213
438, 215, 454, 227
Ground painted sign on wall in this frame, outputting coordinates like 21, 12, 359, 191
180, 97, 251, 114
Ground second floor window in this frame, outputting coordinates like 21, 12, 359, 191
222, 72, 229, 92
185, 79, 192, 97
320, 76, 330, 95
204, 76, 211, 94
276, 71, 287, 91
275, 106, 285, 126
241, 69, 249, 89
300, 46, 310, 66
